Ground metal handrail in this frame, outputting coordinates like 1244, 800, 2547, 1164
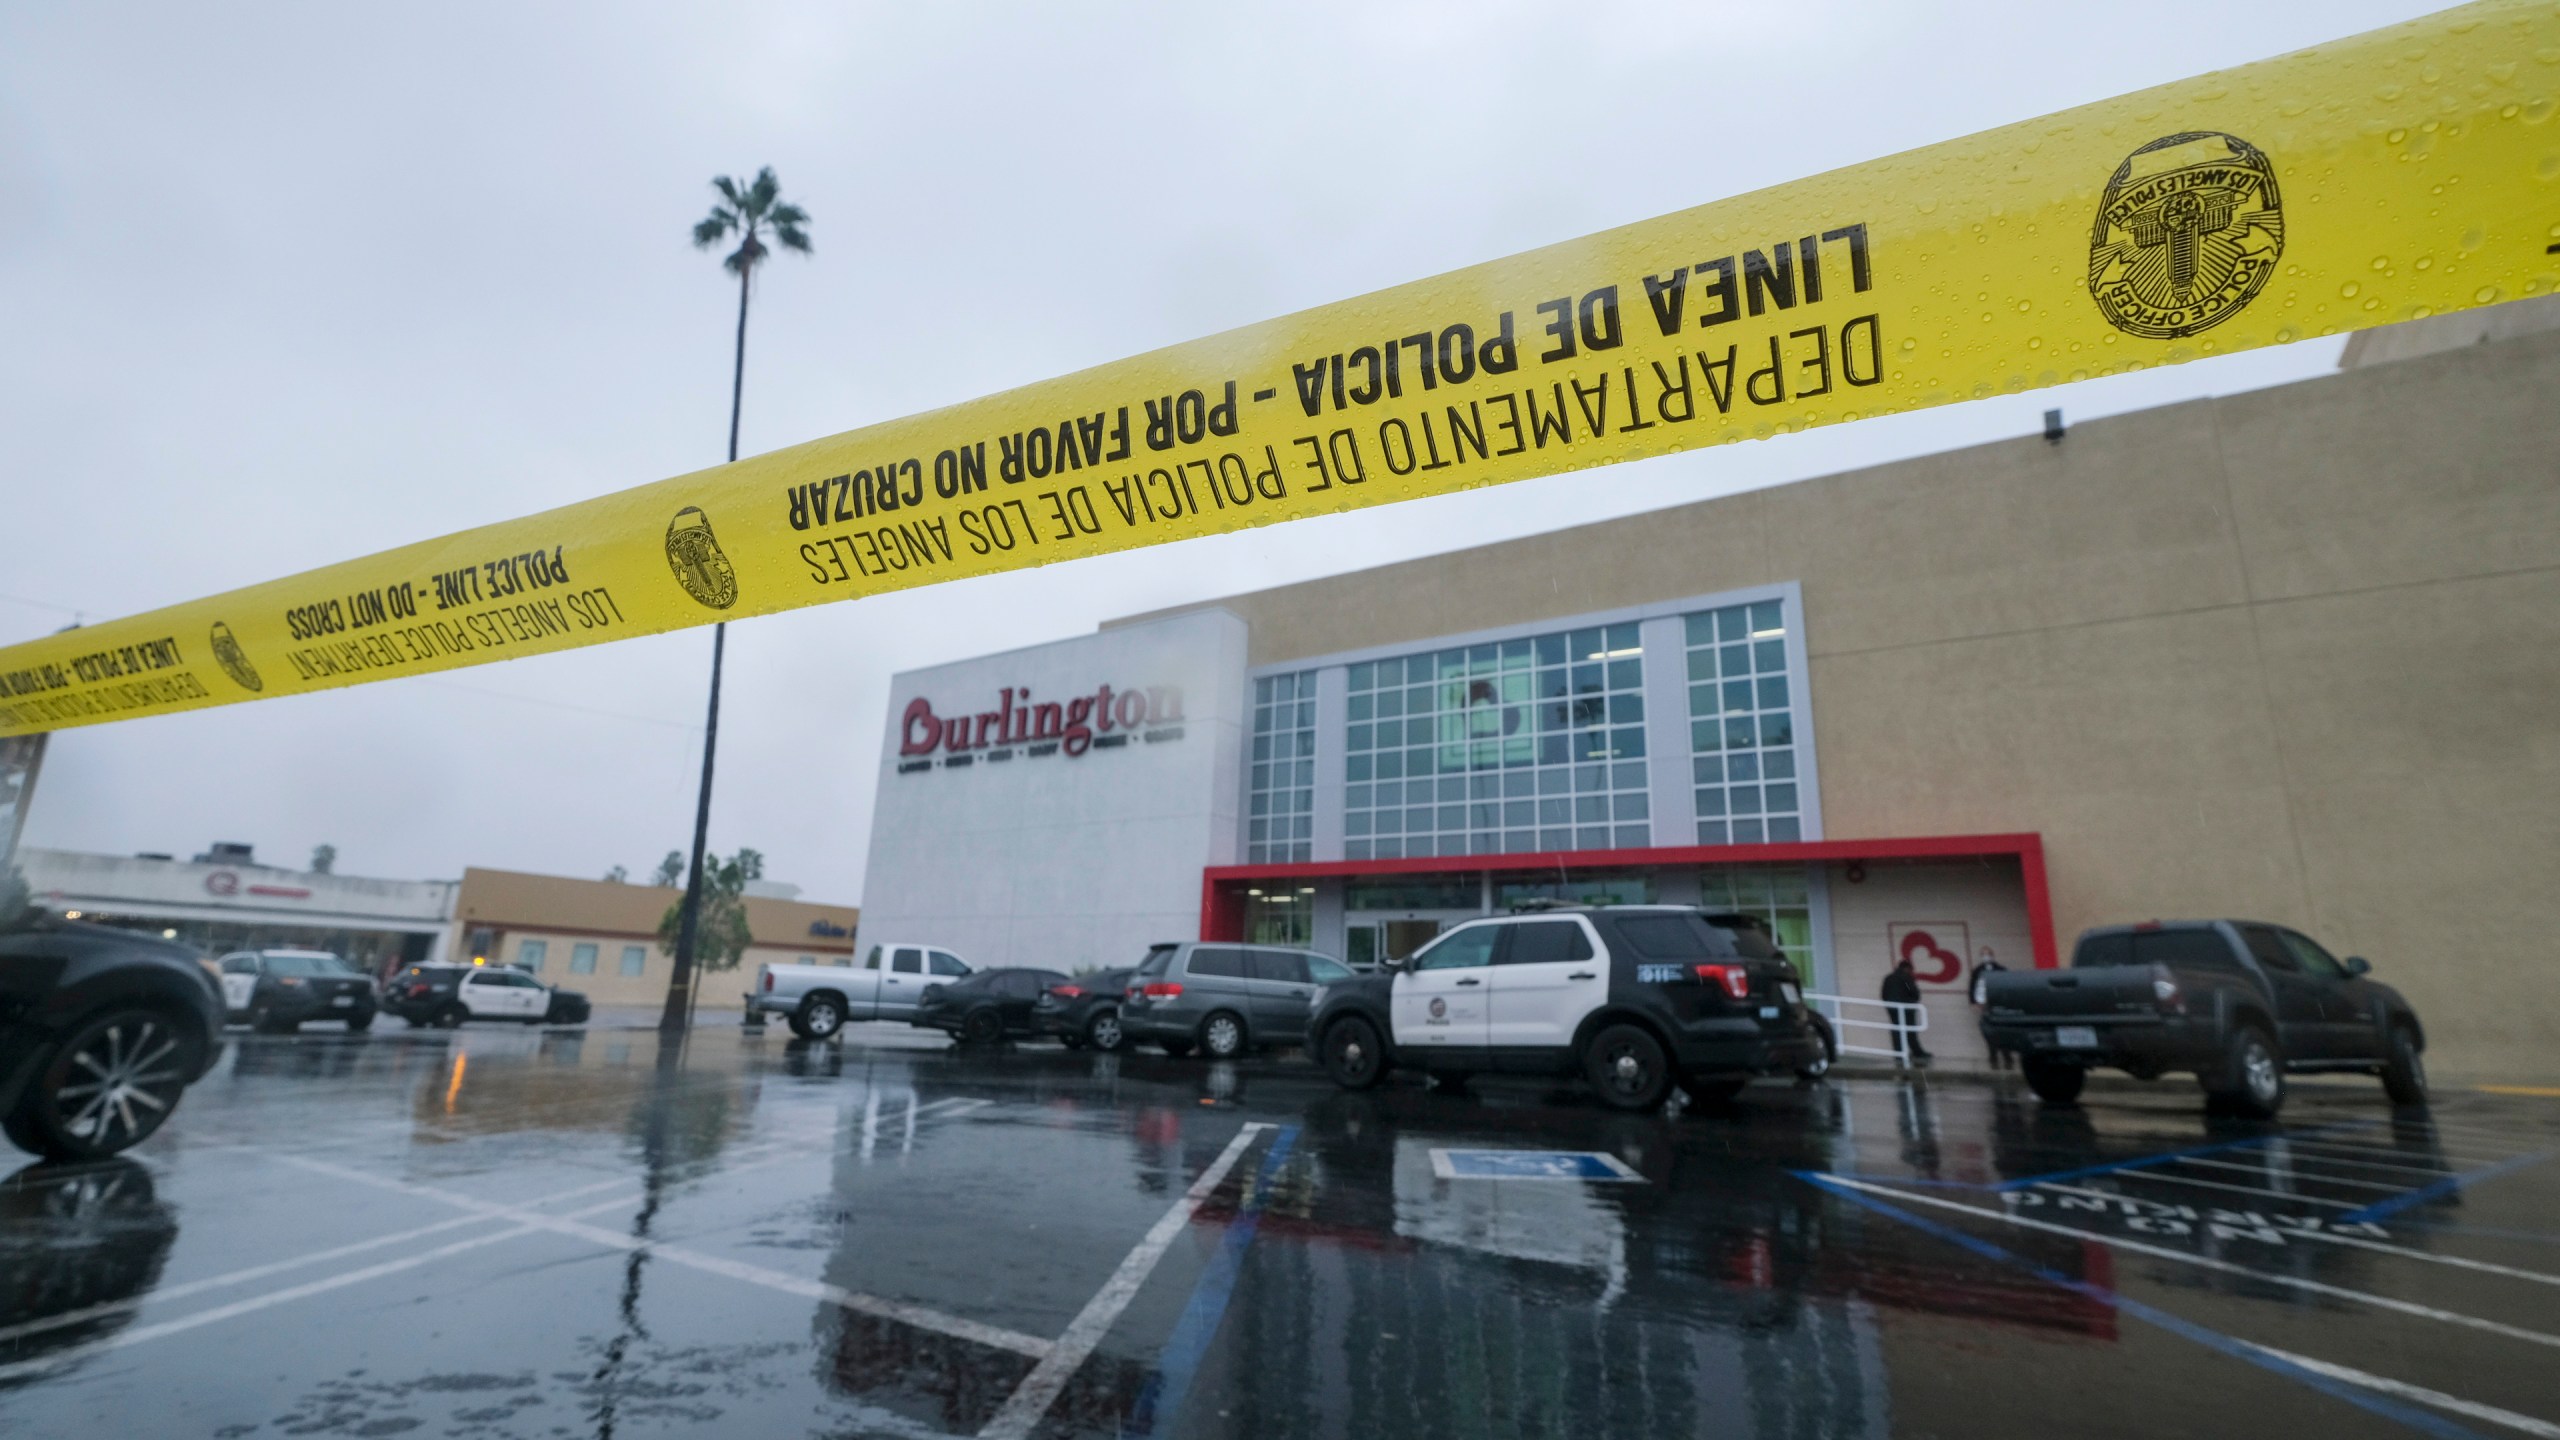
1803, 992, 1929, 1067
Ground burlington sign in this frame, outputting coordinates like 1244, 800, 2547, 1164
898, 683, 1186, 770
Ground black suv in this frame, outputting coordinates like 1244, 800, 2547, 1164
1309, 906, 1822, 1111
217, 948, 377, 1032
2, 913, 225, 1159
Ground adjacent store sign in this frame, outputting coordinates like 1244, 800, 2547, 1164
1, 1, 2553, 739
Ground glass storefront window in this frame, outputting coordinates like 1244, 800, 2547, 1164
1248, 671, 1317, 863
1686, 599, 1805, 843
1244, 889, 1315, 946
1343, 878, 1480, 911
1698, 864, 1815, 982
1492, 869, 1657, 909
1342, 623, 1649, 859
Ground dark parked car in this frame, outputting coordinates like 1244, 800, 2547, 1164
216, 948, 377, 1032
1981, 920, 2428, 1118
912, 967, 1071, 1043
1309, 907, 1823, 1111
382, 963, 591, 1028
1033, 968, 1136, 1051
1, 914, 225, 1160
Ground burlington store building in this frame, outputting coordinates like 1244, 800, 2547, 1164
854, 317, 2560, 1077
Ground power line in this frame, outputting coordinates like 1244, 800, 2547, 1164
0, 591, 85, 619
411, 677, 703, 732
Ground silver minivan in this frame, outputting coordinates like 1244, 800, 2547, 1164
1117, 941, 1355, 1058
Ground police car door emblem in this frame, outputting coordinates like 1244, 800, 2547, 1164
2088, 130, 2284, 340
1428, 997, 1448, 1021
664, 505, 739, 610
208, 621, 263, 692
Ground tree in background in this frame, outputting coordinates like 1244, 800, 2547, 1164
602, 864, 629, 884
309, 843, 336, 875
655, 847, 766, 982
650, 851, 684, 889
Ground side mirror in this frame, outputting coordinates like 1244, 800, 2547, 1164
2344, 955, 2371, 977
1381, 955, 1408, 974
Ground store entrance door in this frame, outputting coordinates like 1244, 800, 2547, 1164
1345, 913, 1482, 971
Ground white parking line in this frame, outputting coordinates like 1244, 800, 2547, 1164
2116, 1166, 2363, 1209
977, 1122, 1275, 1440
0, 1172, 636, 1350
1829, 1176, 2560, 1352
0, 1188, 643, 1384
2030, 1181, 2560, 1288
2249, 1344, 2560, 1439
0, 1135, 838, 1367
2169, 1155, 2410, 1192
2287, 1137, 2518, 1169
2264, 1148, 2471, 1181
2291, 1227, 2560, 1289
271, 1147, 1051, 1359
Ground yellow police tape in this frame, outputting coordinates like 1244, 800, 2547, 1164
4, 0, 2557, 737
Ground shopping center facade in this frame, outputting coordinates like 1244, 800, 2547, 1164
857, 319, 2559, 1075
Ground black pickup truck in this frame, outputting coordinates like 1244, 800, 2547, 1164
1980, 920, 2427, 1118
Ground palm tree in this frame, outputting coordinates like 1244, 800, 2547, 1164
660, 169, 811, 1037
691, 168, 812, 462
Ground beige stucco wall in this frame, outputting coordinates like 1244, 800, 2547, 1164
446, 867, 859, 1014
1118, 327, 2560, 1079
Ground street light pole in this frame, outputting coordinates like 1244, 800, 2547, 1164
656, 268, 748, 1037
659, 169, 809, 1038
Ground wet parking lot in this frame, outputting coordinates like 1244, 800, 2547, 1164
3, 1023, 2556, 1439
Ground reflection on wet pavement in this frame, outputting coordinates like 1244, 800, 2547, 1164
2, 1022, 2555, 1438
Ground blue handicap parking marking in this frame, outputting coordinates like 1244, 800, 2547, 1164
1430, 1149, 1643, 1181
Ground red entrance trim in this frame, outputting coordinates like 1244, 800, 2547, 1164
1202, 832, 2055, 969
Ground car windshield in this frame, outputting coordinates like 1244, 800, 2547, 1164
265, 953, 355, 976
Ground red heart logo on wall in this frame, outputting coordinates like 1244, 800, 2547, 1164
1898, 929, 1963, 985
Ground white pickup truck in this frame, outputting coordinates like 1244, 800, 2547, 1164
749, 942, 973, 1039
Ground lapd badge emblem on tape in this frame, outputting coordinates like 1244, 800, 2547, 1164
207, 621, 263, 692
2088, 131, 2284, 340
664, 506, 738, 610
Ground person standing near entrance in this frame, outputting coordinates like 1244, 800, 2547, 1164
1969, 947, 2012, 1070
1881, 956, 1930, 1065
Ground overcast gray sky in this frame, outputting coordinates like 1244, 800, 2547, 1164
0, 1, 2449, 900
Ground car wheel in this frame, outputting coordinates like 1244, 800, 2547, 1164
345, 1012, 374, 1033
961, 1007, 1003, 1044
796, 997, 845, 1041
1087, 1010, 1127, 1053
1199, 1011, 1246, 1060
1159, 1039, 1194, 1058
1798, 1015, 1837, 1082
2210, 1025, 2285, 1119
248, 1002, 290, 1035
2021, 1056, 2086, 1105
2381, 1024, 2428, 1108
1584, 1023, 1674, 1112
7, 1009, 201, 1161
1320, 1016, 1387, 1090
430, 1003, 468, 1030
